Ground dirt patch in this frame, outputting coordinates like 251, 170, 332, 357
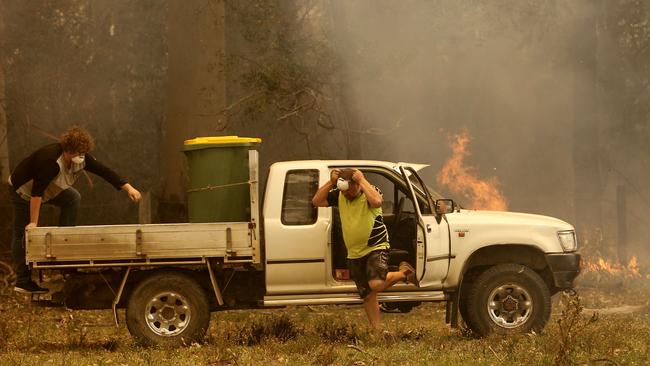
582, 304, 648, 316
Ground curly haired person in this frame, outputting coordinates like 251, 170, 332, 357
8, 126, 141, 293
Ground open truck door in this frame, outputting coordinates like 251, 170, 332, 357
399, 165, 450, 287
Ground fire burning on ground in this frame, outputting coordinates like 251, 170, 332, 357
437, 129, 508, 211
578, 254, 650, 310
581, 255, 648, 280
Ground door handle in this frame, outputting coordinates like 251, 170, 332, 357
325, 220, 331, 246
426, 224, 432, 233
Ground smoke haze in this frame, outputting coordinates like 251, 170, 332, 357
1, 0, 648, 263
332, 1, 573, 208
328, 1, 649, 261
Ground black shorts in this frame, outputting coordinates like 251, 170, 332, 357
347, 249, 389, 299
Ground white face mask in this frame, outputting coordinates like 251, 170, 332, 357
336, 178, 350, 191
71, 155, 85, 164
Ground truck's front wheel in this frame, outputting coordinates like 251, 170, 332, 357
465, 264, 551, 336
126, 271, 210, 346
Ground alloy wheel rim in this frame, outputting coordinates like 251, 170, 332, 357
487, 283, 533, 329
144, 291, 191, 336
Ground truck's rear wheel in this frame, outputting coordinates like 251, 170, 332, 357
126, 271, 210, 346
465, 264, 550, 336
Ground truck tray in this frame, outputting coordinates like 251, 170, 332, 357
26, 222, 254, 268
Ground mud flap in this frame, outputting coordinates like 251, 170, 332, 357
445, 292, 459, 328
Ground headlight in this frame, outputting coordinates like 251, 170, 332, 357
557, 230, 577, 252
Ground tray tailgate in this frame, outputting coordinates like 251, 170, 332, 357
26, 222, 252, 263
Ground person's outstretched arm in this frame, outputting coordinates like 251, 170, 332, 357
120, 183, 141, 202
84, 153, 141, 202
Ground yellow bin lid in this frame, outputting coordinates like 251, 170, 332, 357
185, 136, 262, 145
183, 136, 262, 151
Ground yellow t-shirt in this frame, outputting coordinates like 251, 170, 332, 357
330, 189, 390, 259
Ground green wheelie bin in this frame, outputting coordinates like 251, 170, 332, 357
183, 136, 261, 223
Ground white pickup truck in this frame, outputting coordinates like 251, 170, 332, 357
25, 150, 581, 346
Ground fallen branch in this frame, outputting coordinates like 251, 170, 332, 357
590, 358, 621, 366
488, 345, 504, 362
220, 91, 265, 113
346, 344, 378, 360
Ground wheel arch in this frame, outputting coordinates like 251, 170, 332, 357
457, 244, 555, 300
123, 267, 211, 306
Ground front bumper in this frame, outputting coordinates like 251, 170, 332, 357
545, 253, 581, 289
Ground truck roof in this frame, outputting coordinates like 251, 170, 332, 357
271, 160, 429, 172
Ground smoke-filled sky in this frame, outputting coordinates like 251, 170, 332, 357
327, 1, 649, 257
333, 1, 574, 205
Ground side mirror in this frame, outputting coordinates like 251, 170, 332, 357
435, 199, 455, 215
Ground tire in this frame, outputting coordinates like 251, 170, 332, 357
397, 301, 419, 313
380, 302, 399, 313
459, 275, 480, 333
465, 264, 551, 337
458, 292, 477, 331
379, 302, 419, 313
126, 271, 210, 347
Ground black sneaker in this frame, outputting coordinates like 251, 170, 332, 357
14, 281, 49, 294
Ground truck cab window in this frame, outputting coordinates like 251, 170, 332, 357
361, 171, 395, 214
281, 170, 319, 225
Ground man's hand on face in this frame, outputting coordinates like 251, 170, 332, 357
330, 169, 341, 184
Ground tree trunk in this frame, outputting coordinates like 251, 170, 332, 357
159, 0, 227, 222
572, 0, 603, 247
0, 0, 9, 181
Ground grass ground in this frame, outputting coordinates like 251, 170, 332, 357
0, 275, 648, 366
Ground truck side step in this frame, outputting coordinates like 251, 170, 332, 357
261, 291, 446, 307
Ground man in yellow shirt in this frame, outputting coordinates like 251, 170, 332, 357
312, 168, 418, 330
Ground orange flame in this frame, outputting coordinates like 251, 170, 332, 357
437, 129, 508, 211
582, 255, 645, 278
626, 256, 641, 277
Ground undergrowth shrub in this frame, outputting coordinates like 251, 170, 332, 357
59, 311, 88, 348
311, 344, 338, 366
234, 313, 300, 345
554, 290, 598, 366
0, 314, 10, 350
313, 316, 362, 344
